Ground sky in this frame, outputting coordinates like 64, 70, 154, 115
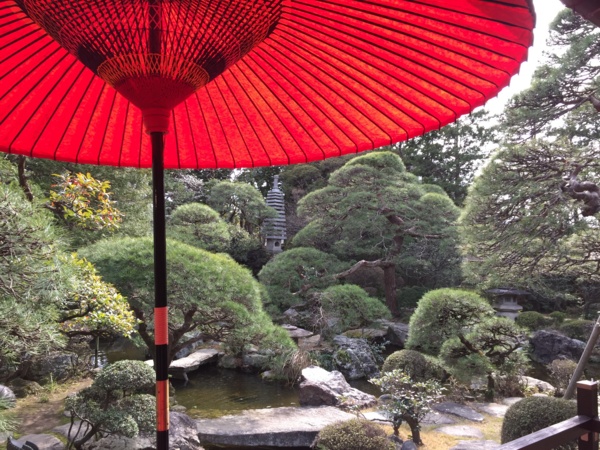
484, 0, 567, 113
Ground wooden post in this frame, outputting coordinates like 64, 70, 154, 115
577, 380, 599, 450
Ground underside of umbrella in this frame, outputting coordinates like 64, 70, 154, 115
0, 1, 535, 449
1, 0, 535, 169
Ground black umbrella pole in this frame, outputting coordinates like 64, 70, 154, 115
152, 131, 169, 450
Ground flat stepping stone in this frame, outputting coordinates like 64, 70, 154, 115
16, 433, 64, 450
146, 348, 220, 381
421, 411, 456, 425
502, 397, 523, 407
472, 402, 509, 418
343, 328, 387, 339
450, 440, 500, 450
435, 425, 484, 439
54, 421, 91, 441
433, 402, 484, 422
282, 324, 314, 339
197, 406, 355, 448
363, 411, 393, 424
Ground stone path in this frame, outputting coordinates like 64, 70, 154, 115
145, 348, 220, 381
196, 406, 356, 448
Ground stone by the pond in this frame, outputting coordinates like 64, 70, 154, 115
433, 402, 484, 422
13, 434, 63, 450
343, 328, 388, 339
24, 351, 78, 382
146, 349, 219, 381
196, 406, 355, 448
472, 402, 509, 418
282, 324, 314, 340
332, 335, 379, 380
0, 384, 16, 406
8, 378, 43, 398
421, 411, 456, 425
54, 420, 91, 441
435, 425, 484, 438
450, 440, 501, 450
401, 440, 418, 450
502, 397, 523, 407
520, 375, 555, 394
529, 330, 585, 365
384, 322, 410, 347
299, 365, 377, 408
363, 410, 393, 424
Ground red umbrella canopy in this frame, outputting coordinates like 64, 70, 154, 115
0, 0, 535, 169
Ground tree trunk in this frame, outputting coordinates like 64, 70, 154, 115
485, 372, 495, 401
17, 156, 34, 202
403, 415, 423, 446
383, 262, 398, 316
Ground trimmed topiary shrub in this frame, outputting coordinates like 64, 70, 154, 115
515, 311, 551, 331
549, 311, 567, 325
381, 350, 445, 381
501, 396, 577, 450
315, 419, 394, 450
559, 319, 594, 341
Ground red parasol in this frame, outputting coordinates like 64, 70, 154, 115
0, 1, 535, 448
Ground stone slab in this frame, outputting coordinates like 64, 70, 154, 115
472, 402, 509, 418
433, 402, 484, 422
450, 440, 501, 450
501, 397, 523, 407
13, 434, 63, 450
54, 421, 91, 441
435, 425, 484, 439
421, 411, 457, 425
197, 406, 355, 448
145, 348, 219, 380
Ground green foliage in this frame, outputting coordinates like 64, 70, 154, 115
168, 202, 231, 253
65, 360, 155, 448
0, 397, 16, 434
370, 369, 444, 444
559, 319, 594, 341
258, 247, 346, 313
318, 285, 390, 334
406, 289, 495, 355
396, 286, 428, 309
389, 110, 497, 205
515, 311, 552, 331
381, 350, 445, 381
207, 181, 276, 234
501, 396, 577, 449
547, 359, 579, 393
315, 419, 394, 450
550, 311, 567, 324
59, 254, 138, 339
81, 237, 295, 363
48, 172, 123, 231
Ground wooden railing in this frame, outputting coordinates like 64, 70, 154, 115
498, 381, 599, 450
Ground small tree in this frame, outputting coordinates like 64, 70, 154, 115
65, 360, 155, 449
370, 369, 443, 445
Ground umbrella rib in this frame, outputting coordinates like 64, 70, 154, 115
96, 90, 119, 166
221, 71, 273, 167
117, 101, 131, 167
74, 83, 108, 164
274, 32, 413, 143
195, 91, 220, 169
183, 101, 200, 169
248, 47, 353, 156
0, 39, 55, 97
226, 61, 312, 164
284, 12, 495, 102
213, 79, 256, 168
259, 40, 380, 150
204, 86, 242, 168
54, 73, 97, 161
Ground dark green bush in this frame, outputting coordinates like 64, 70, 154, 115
559, 319, 594, 341
315, 419, 394, 450
396, 286, 428, 309
381, 350, 445, 381
549, 311, 567, 324
501, 397, 577, 450
515, 311, 551, 331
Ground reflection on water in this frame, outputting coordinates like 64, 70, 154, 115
173, 365, 300, 419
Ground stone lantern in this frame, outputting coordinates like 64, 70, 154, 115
264, 175, 287, 254
486, 288, 529, 321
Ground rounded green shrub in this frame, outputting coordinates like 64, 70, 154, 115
549, 311, 567, 324
515, 311, 551, 331
559, 319, 594, 341
501, 397, 577, 450
94, 360, 155, 395
382, 350, 445, 381
319, 284, 390, 333
315, 419, 394, 450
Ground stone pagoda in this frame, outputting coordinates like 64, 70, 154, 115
264, 175, 287, 254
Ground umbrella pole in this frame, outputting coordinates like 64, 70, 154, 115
152, 131, 169, 450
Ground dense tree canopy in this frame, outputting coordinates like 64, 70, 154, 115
81, 237, 294, 365
293, 151, 461, 314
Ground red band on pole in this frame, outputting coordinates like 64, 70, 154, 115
156, 379, 169, 432
154, 307, 168, 345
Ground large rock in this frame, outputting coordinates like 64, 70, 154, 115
24, 351, 78, 382
385, 322, 409, 347
529, 330, 585, 364
12, 434, 63, 450
197, 406, 355, 448
0, 384, 16, 406
81, 412, 202, 450
8, 378, 43, 398
433, 402, 484, 422
298, 366, 376, 408
520, 376, 556, 395
332, 335, 379, 380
